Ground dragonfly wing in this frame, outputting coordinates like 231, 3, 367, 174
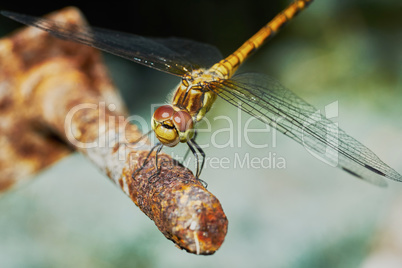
151, 37, 223, 71
209, 73, 401, 186
1, 11, 222, 76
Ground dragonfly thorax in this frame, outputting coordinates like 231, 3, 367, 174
171, 69, 222, 124
151, 105, 194, 147
184, 68, 224, 84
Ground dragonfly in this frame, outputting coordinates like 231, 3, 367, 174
2, 0, 401, 187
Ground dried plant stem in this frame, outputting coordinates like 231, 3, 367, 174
0, 7, 227, 254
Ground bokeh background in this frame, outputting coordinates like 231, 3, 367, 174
1, 0, 401, 267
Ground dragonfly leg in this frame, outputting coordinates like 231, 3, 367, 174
183, 130, 198, 162
192, 139, 206, 178
187, 138, 207, 188
132, 142, 161, 180
147, 144, 164, 183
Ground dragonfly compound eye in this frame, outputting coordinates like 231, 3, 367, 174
173, 111, 193, 133
152, 105, 180, 147
173, 110, 194, 142
153, 105, 174, 121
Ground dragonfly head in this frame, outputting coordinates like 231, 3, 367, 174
151, 105, 194, 147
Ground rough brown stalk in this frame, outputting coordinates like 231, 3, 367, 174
0, 7, 227, 254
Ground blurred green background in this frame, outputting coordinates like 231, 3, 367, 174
1, 0, 401, 267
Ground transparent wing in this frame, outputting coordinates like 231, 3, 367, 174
209, 73, 402, 186
1, 11, 223, 77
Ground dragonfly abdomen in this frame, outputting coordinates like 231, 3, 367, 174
209, 0, 313, 78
